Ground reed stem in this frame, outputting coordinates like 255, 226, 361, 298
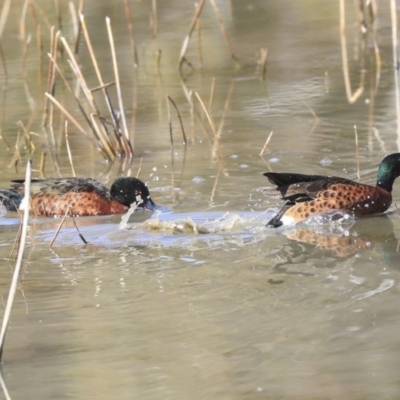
0, 160, 32, 360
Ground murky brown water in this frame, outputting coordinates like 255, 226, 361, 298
1, 1, 400, 399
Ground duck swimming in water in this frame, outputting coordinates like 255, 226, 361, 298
0, 176, 159, 216
264, 153, 400, 227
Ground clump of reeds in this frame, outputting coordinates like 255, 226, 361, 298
43, 14, 134, 161
3, 1, 243, 169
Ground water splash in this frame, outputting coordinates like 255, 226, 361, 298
352, 279, 395, 301
302, 210, 355, 234
132, 212, 272, 235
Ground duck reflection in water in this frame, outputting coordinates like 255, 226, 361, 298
270, 216, 399, 275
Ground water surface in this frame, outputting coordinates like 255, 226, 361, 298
0, 1, 400, 399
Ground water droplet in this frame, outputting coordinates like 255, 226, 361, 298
192, 176, 204, 184
320, 157, 332, 166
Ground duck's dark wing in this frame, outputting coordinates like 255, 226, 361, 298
263, 172, 354, 203
263, 173, 328, 187
9, 178, 111, 199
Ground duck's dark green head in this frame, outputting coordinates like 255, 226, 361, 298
110, 177, 158, 210
376, 153, 400, 192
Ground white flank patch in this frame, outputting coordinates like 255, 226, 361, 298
19, 195, 30, 212
280, 215, 296, 226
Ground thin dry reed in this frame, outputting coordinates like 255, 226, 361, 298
208, 78, 216, 110
0, 0, 11, 77
194, 91, 224, 159
39, 151, 46, 176
42, 28, 59, 127
339, 0, 364, 103
260, 131, 274, 156
106, 16, 131, 151
167, 96, 188, 145
178, 0, 206, 70
354, 125, 360, 180
259, 48, 268, 81
123, 0, 139, 65
0, 371, 11, 400
64, 120, 76, 176
216, 80, 235, 137
49, 209, 87, 247
178, 0, 237, 71
0, 0, 11, 38
151, 0, 158, 39
195, 2, 204, 68
390, 0, 400, 147
208, 0, 238, 64
0, 160, 32, 360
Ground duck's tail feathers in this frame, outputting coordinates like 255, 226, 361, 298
0, 190, 22, 211
266, 202, 292, 228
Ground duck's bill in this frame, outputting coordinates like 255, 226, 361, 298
143, 197, 167, 211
